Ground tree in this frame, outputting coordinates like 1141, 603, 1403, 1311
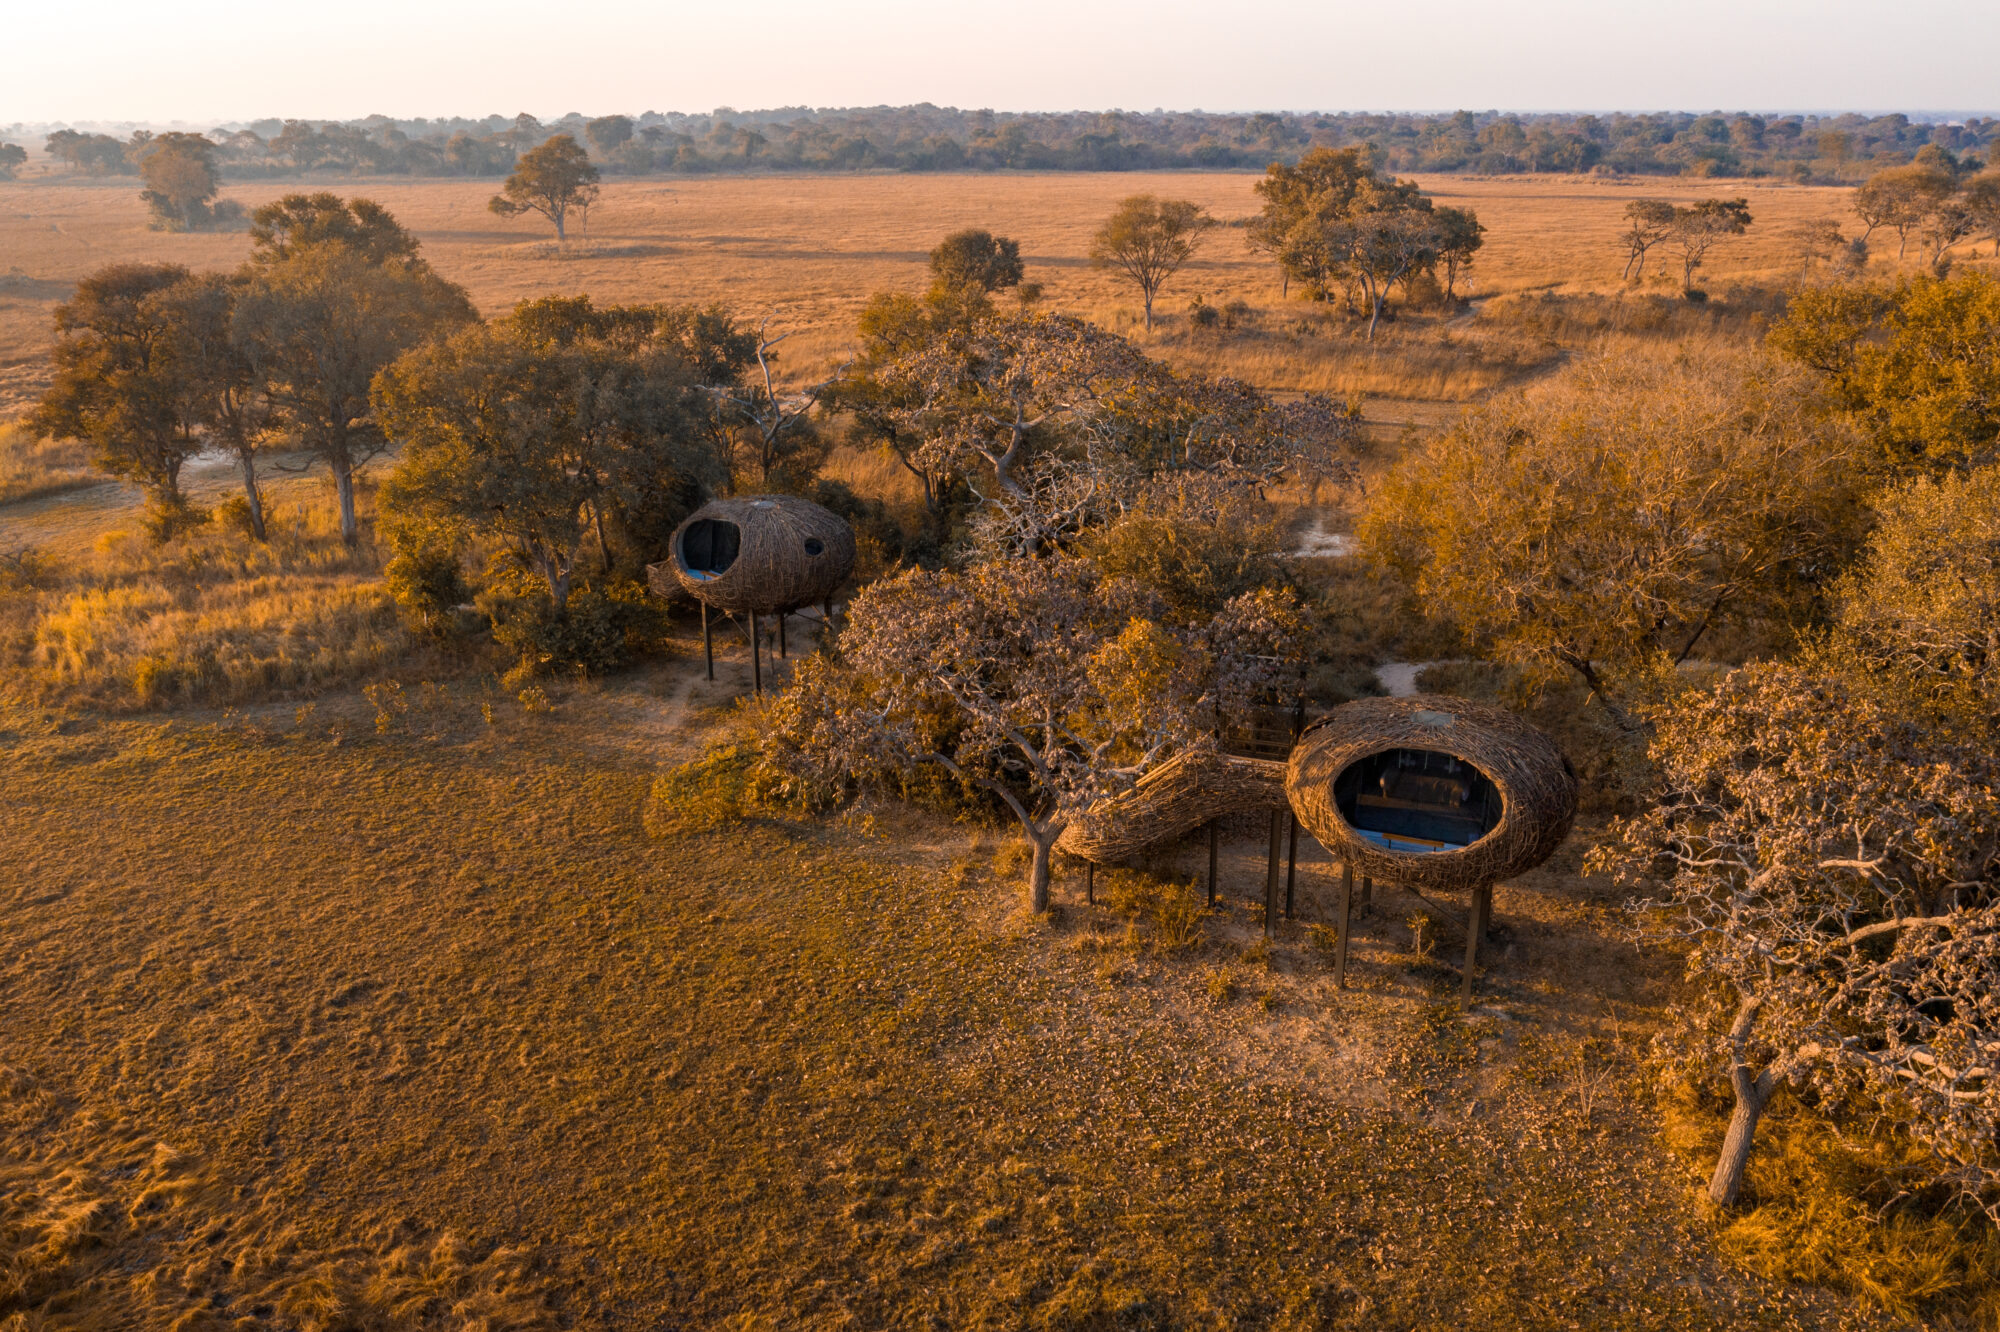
1963, 172, 2000, 256
1591, 664, 2000, 1210
929, 228, 1024, 295
135, 133, 220, 231
1826, 462, 2000, 736
1770, 271, 2000, 474
31, 264, 206, 520
376, 299, 700, 613
44, 129, 130, 175
1667, 198, 1753, 293
0, 143, 26, 180
1360, 349, 1864, 715
1618, 199, 1676, 281
488, 134, 599, 240
1433, 205, 1485, 302
233, 195, 476, 544
1090, 194, 1212, 332
1334, 190, 1443, 339
1854, 164, 1956, 260
151, 273, 277, 539
702, 319, 838, 488
768, 558, 1291, 910
585, 115, 634, 156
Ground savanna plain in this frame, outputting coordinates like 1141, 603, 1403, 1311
0, 165, 1986, 1330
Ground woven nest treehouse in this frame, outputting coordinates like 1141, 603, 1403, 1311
1286, 694, 1577, 896
647, 494, 855, 616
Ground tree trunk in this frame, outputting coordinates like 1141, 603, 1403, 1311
331, 450, 358, 546
237, 447, 267, 542
1142, 289, 1154, 333
1367, 291, 1385, 341
554, 208, 566, 241
1027, 824, 1060, 913
1709, 1066, 1775, 1206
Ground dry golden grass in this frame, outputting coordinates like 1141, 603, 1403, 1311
0, 171, 1875, 409
0, 658, 1880, 1329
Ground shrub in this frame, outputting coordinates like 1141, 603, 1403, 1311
488, 577, 664, 677
141, 497, 211, 545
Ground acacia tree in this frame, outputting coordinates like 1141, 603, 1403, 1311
0, 143, 26, 180
769, 558, 1292, 910
1853, 164, 1955, 259
1667, 198, 1753, 292
31, 263, 206, 520
1090, 194, 1212, 332
1434, 205, 1485, 302
489, 134, 600, 240
233, 195, 477, 544
1360, 349, 1863, 717
1591, 664, 2000, 1209
1618, 199, 1676, 281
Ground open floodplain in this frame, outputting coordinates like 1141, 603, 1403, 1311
0, 166, 1962, 1328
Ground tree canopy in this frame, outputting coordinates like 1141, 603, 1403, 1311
488, 134, 600, 240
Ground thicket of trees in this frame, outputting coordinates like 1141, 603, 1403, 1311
21, 108, 1995, 183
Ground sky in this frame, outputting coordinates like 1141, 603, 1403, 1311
7, 0, 1997, 126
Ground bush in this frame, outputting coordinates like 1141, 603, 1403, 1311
488, 577, 665, 677
385, 542, 473, 639
141, 497, 211, 545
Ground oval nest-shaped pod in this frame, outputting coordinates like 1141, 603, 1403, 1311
1286, 694, 1577, 893
648, 494, 856, 615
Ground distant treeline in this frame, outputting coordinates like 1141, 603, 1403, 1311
24, 108, 2000, 182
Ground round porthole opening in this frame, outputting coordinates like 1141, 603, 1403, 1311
804, 538, 825, 557
1330, 748, 1502, 855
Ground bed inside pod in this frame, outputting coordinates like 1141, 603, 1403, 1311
679, 519, 741, 580
1332, 747, 1502, 853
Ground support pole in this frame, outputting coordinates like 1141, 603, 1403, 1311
701, 602, 714, 681
778, 612, 787, 659
1284, 813, 1298, 920
1361, 876, 1373, 912
750, 611, 762, 696
1264, 809, 1282, 938
1206, 820, 1218, 906
1336, 863, 1355, 988
1461, 880, 1492, 1008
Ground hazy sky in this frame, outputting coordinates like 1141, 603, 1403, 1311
8, 0, 1997, 125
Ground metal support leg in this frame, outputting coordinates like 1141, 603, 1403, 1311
779, 612, 787, 659
1461, 880, 1491, 1007
1207, 820, 1218, 906
750, 612, 762, 696
1361, 875, 1373, 912
1264, 809, 1282, 938
1284, 814, 1298, 921
701, 603, 713, 681
1336, 863, 1355, 988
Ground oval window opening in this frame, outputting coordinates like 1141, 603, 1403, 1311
804, 538, 825, 557
1333, 748, 1502, 854
680, 519, 741, 578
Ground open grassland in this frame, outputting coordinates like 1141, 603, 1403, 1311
0, 656, 1886, 1330
0, 172, 1868, 409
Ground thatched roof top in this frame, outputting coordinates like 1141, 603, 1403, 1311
646, 494, 856, 615
1285, 694, 1576, 893
1057, 750, 1287, 864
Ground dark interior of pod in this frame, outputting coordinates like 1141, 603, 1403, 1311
680, 519, 741, 579
1332, 748, 1502, 853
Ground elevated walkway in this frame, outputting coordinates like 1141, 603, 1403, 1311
1057, 750, 1289, 864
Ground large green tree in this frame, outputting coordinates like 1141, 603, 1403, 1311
135, 133, 221, 231
375, 296, 704, 609
31, 263, 205, 515
233, 195, 476, 544
488, 134, 599, 240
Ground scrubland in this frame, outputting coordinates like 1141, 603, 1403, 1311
2, 171, 1990, 1329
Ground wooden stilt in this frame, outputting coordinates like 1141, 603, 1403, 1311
1284, 813, 1298, 920
1206, 820, 1218, 906
1336, 863, 1355, 988
750, 612, 762, 696
701, 602, 714, 681
1264, 809, 1282, 938
1461, 880, 1492, 1007
778, 612, 787, 659
1086, 862, 1095, 905
1361, 875, 1373, 912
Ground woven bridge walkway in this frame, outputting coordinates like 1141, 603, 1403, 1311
1056, 750, 1289, 865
